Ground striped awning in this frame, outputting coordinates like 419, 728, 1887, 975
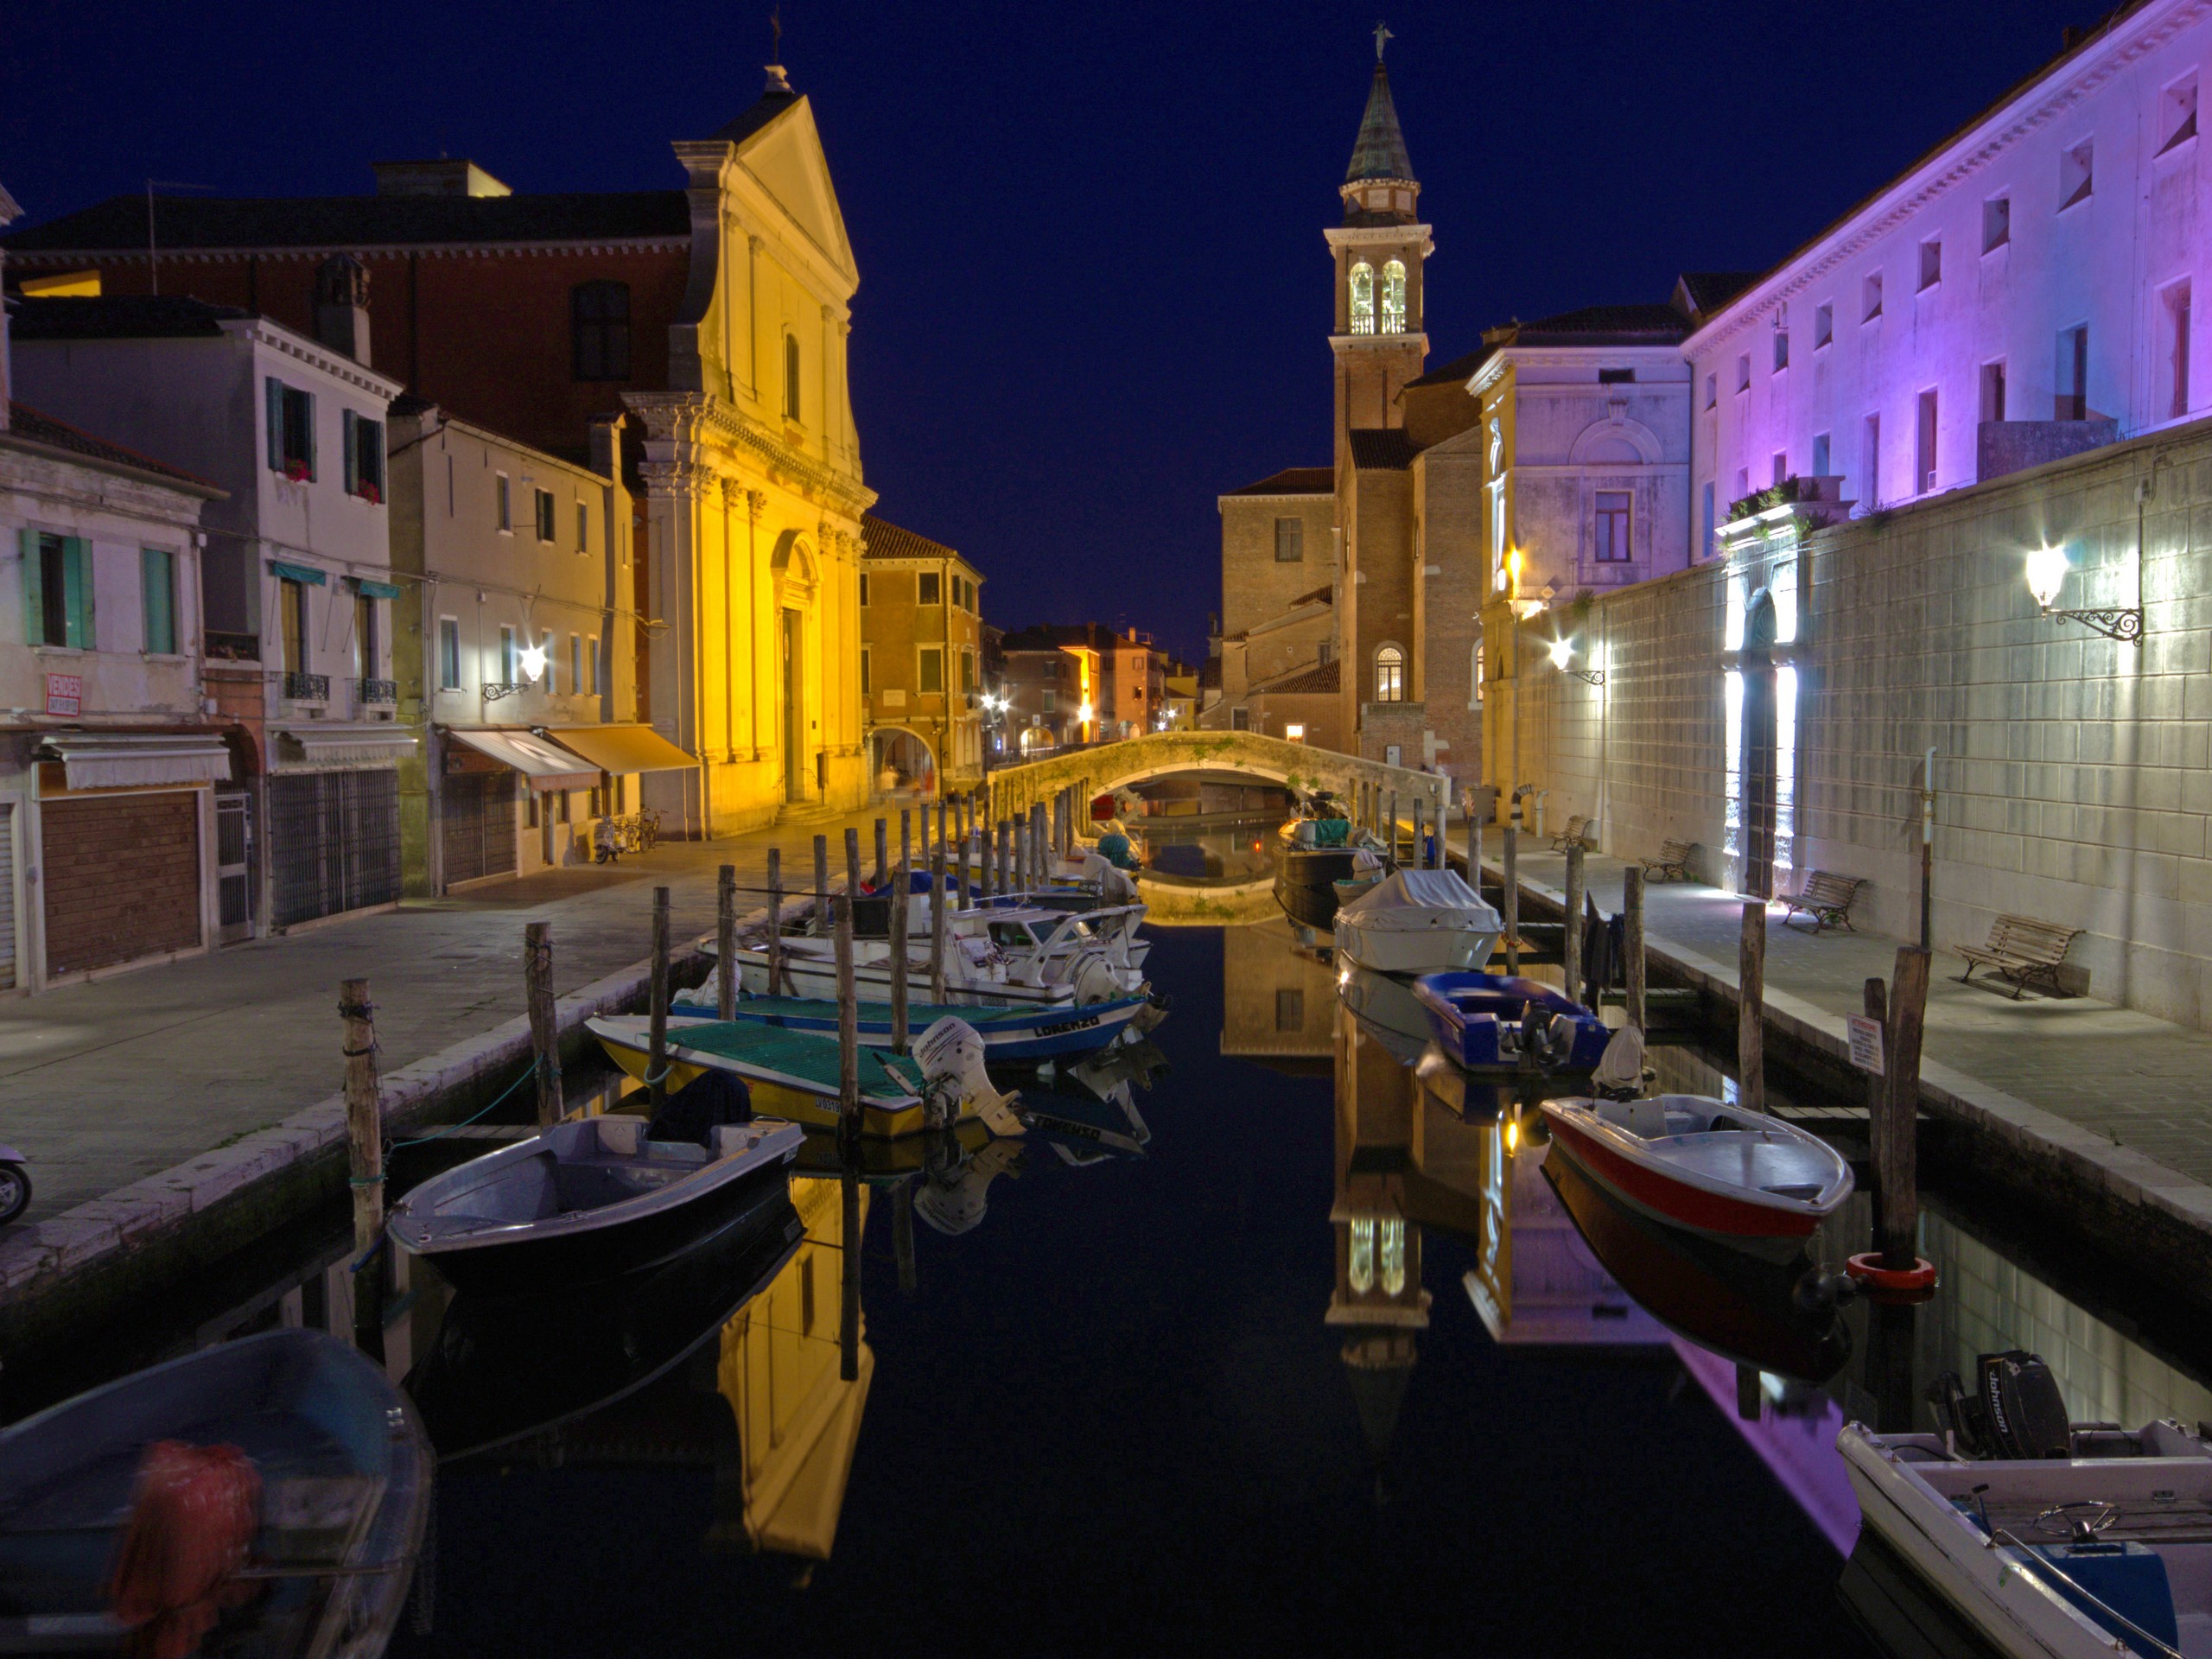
39, 730, 232, 791
444, 727, 598, 792
543, 723, 696, 775
271, 723, 417, 772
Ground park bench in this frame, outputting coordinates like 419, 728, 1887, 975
1956, 913, 2085, 1000
1549, 815, 1594, 853
1780, 870, 1865, 934
1641, 839, 1694, 882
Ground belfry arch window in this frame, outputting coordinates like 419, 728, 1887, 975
1349, 264, 1376, 335
1381, 260, 1408, 334
1374, 642, 1405, 702
784, 333, 802, 422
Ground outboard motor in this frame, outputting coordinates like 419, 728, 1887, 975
1926, 1351, 2073, 1459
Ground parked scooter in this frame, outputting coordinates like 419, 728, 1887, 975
0, 1146, 29, 1226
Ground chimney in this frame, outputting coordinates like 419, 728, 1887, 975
313, 253, 372, 364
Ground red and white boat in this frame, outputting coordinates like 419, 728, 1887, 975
1537, 1092, 1853, 1258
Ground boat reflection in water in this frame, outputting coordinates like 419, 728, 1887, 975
410, 1172, 875, 1563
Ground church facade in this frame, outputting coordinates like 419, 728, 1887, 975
1210, 43, 1719, 806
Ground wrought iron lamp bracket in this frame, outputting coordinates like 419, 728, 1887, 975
2039, 604, 2144, 642
1567, 668, 1607, 685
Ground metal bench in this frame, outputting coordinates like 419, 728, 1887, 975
1548, 814, 1593, 853
1780, 870, 1865, 933
1641, 839, 1694, 882
1956, 913, 2084, 999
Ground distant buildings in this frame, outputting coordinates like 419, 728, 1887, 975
859, 513, 985, 794
995, 623, 1168, 756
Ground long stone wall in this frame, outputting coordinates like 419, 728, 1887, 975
1509, 416, 2212, 1029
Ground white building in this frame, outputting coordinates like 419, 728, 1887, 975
1688, 0, 2212, 546
11, 280, 414, 938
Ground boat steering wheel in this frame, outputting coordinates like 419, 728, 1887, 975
2031, 1500, 2118, 1543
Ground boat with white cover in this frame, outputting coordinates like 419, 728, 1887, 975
1840, 1358, 2212, 1658
1538, 1087, 1853, 1259
387, 1115, 804, 1292
1332, 868, 1502, 976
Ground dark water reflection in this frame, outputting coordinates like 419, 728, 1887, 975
13, 918, 2212, 1656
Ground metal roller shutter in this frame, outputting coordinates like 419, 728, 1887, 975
270, 770, 403, 928
0, 804, 14, 990
439, 771, 516, 889
42, 793, 200, 976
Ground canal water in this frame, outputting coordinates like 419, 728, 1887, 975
10, 851, 2212, 1656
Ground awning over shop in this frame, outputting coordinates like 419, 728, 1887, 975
268, 559, 327, 586
349, 576, 404, 601
38, 730, 232, 791
544, 723, 697, 776
271, 723, 418, 772
445, 728, 599, 792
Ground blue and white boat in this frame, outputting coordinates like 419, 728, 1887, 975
671, 988, 1151, 1061
1411, 971, 1611, 1071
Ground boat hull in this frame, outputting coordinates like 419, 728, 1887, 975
1410, 972, 1612, 1072
410, 1148, 797, 1295
735, 947, 1079, 1009
1333, 921, 1501, 976
1540, 1107, 1825, 1260
594, 1031, 938, 1138
671, 994, 1147, 1061
1274, 848, 1359, 930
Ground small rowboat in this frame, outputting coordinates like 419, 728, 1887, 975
587, 1014, 1017, 1140
0, 1328, 431, 1656
1411, 972, 1611, 1071
668, 989, 1149, 1062
1538, 1092, 1853, 1258
388, 1115, 803, 1293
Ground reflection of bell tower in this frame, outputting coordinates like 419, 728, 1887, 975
1327, 25, 1431, 471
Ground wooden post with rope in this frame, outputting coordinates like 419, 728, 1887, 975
845, 827, 862, 916
1879, 948, 1930, 1270
1624, 867, 1647, 1033
715, 867, 737, 1022
890, 838, 911, 1054
524, 922, 562, 1127
766, 848, 785, 997
648, 886, 672, 1111
1503, 825, 1521, 975
873, 817, 887, 888
1738, 900, 1765, 1113
834, 894, 860, 1141
811, 834, 829, 938
341, 977, 385, 1360
1562, 843, 1585, 1006
930, 849, 947, 1004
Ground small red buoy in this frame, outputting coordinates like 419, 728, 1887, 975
1845, 1251, 1939, 1297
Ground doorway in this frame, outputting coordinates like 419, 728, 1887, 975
215, 790, 253, 944
782, 609, 804, 801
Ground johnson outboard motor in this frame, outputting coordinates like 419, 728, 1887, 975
1927, 1351, 2073, 1459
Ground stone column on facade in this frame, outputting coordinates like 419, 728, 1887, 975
719, 477, 746, 764
635, 435, 712, 840
745, 488, 767, 760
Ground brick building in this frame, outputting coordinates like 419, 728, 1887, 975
858, 512, 985, 795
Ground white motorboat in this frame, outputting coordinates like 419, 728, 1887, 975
1332, 868, 1503, 976
724, 903, 1141, 1008
1840, 1350, 2212, 1658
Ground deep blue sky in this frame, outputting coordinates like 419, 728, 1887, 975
4, 1, 2088, 662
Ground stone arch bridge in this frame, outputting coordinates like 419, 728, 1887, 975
980, 730, 1451, 831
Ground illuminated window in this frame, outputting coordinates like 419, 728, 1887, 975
1593, 492, 1630, 562
1380, 259, 1407, 333
1349, 1217, 1375, 1293
1379, 1218, 1407, 1296
1349, 263, 1376, 334
1374, 643, 1405, 702
1284, 722, 1306, 741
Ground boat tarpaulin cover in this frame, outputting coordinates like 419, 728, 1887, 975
546, 723, 696, 776
446, 728, 599, 792
40, 731, 232, 790
1337, 868, 1502, 931
271, 723, 418, 772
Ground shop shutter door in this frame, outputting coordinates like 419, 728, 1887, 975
43, 793, 200, 977
0, 804, 15, 990
440, 772, 516, 889
270, 771, 403, 927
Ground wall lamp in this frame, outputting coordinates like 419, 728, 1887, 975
2025, 545, 2142, 641
1548, 638, 1605, 685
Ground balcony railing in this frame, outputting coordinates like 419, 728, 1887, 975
283, 671, 330, 702
205, 631, 260, 662
356, 677, 397, 705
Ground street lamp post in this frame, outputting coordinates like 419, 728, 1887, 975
2025, 544, 2143, 641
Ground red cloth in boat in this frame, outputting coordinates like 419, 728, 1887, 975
106, 1440, 260, 1657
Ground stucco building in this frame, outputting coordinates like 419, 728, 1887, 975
3, 61, 881, 837
858, 512, 983, 794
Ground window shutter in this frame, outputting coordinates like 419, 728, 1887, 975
343, 410, 358, 493
266, 378, 284, 470
61, 537, 90, 650
20, 530, 42, 647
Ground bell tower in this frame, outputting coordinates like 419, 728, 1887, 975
1327, 25, 1431, 469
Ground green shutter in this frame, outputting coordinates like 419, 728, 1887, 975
19, 529, 42, 648
266, 378, 284, 471
143, 548, 176, 654
61, 537, 89, 650
342, 410, 358, 494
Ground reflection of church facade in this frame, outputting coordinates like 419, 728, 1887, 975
1208, 38, 1713, 797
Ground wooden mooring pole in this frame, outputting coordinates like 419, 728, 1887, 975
1412, 798, 1426, 873
976, 800, 991, 899
524, 922, 562, 1126
845, 827, 862, 913
1562, 843, 1585, 1007
1879, 947, 1930, 1270
649, 886, 671, 1112
812, 834, 829, 937
1466, 806, 1483, 894
1389, 791, 1399, 863
1738, 900, 1765, 1113
766, 848, 785, 997
1624, 867, 1647, 1033
1503, 825, 1521, 975
930, 849, 947, 1004
715, 867, 738, 1021
874, 817, 887, 888
1863, 977, 1889, 1120
834, 894, 861, 1144
890, 839, 911, 1053
340, 977, 384, 1358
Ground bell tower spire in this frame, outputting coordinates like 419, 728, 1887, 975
1326, 25, 1432, 467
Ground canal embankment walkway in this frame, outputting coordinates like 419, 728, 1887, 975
1487, 847, 2212, 1298
0, 804, 890, 1339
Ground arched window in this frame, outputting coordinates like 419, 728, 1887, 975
1348, 1217, 1376, 1294
784, 333, 802, 422
570, 281, 631, 381
1374, 643, 1405, 702
1381, 260, 1407, 334
1349, 264, 1375, 335
1379, 1218, 1407, 1296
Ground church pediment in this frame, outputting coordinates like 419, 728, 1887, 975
734, 97, 857, 286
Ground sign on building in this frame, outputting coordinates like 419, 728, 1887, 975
44, 673, 82, 717
1847, 1014, 1885, 1075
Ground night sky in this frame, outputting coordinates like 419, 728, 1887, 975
4, 0, 2089, 662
